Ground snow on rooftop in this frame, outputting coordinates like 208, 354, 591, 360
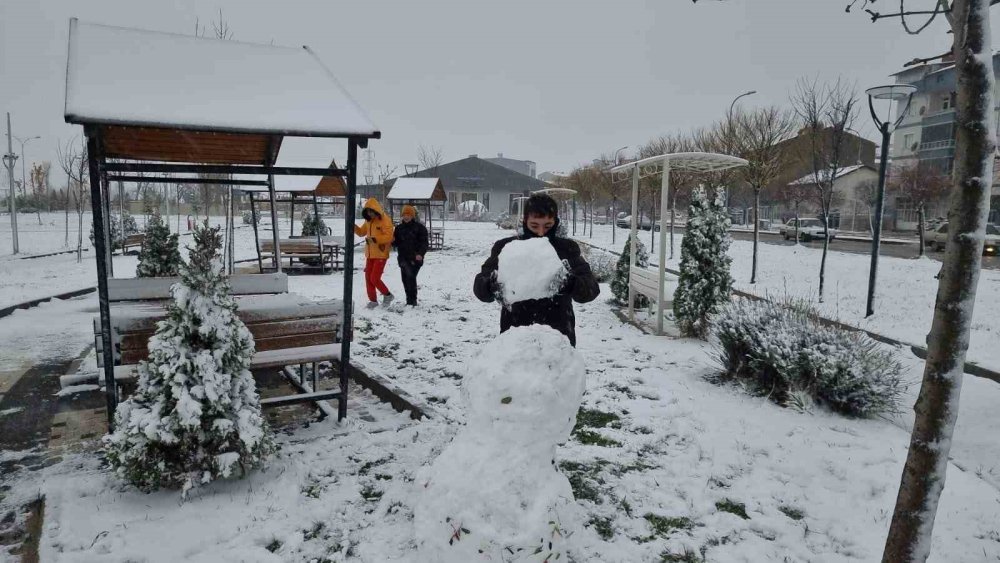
64, 19, 379, 137
788, 164, 870, 185
387, 178, 441, 200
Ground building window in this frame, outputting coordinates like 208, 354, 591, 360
903, 134, 914, 152
942, 93, 951, 110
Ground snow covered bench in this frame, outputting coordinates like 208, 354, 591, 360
93, 274, 345, 408
628, 265, 679, 335
121, 233, 145, 254
259, 237, 343, 273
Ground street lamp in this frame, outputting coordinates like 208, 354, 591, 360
864, 83, 916, 317
404, 164, 419, 176
725, 91, 756, 210
613, 145, 629, 166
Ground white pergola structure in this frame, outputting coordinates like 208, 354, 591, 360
610, 152, 747, 335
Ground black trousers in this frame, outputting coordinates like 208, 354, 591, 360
398, 258, 423, 304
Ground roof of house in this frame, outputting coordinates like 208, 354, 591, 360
398, 156, 551, 192
387, 178, 446, 201
64, 19, 379, 138
788, 164, 876, 186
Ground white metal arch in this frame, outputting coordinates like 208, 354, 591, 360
610, 152, 748, 334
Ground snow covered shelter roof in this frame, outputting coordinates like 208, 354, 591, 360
788, 164, 874, 186
387, 178, 446, 201
609, 152, 747, 182
64, 19, 380, 139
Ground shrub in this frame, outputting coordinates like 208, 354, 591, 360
713, 298, 904, 418
611, 235, 650, 307
674, 187, 732, 338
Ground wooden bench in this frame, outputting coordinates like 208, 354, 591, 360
93, 273, 345, 410
429, 229, 444, 251
121, 233, 145, 254
259, 237, 343, 273
628, 265, 678, 335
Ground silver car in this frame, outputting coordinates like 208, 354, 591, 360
927, 222, 1000, 254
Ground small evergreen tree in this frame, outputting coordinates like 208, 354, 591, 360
611, 235, 650, 308
136, 211, 182, 278
121, 210, 138, 236
106, 222, 274, 494
300, 212, 327, 236
673, 186, 733, 338
89, 211, 138, 251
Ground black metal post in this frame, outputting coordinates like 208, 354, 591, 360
100, 167, 114, 277
339, 138, 359, 421
312, 196, 322, 272
249, 195, 263, 273
290, 197, 296, 236
866, 121, 891, 317
264, 138, 281, 272
86, 129, 118, 427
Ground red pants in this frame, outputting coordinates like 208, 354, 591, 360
364, 258, 390, 302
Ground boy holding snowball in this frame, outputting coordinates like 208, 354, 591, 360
473, 193, 600, 346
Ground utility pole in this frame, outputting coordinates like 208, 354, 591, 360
3, 113, 19, 254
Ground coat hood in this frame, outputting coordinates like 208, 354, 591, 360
362, 197, 389, 218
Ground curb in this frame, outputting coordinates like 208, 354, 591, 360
576, 239, 1000, 384
0, 287, 97, 320
346, 359, 431, 420
17, 248, 92, 260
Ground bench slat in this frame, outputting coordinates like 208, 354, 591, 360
108, 273, 288, 302
259, 390, 342, 408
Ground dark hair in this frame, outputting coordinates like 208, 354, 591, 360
523, 193, 558, 219
362, 208, 378, 221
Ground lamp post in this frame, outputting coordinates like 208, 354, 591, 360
725, 91, 756, 209
609, 146, 628, 245
3, 114, 20, 254
864, 84, 916, 317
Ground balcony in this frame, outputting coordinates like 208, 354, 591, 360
918, 139, 956, 151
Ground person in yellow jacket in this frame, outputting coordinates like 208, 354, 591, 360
354, 198, 395, 307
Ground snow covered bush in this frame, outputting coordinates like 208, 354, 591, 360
241, 210, 258, 225
611, 235, 650, 308
299, 212, 327, 236
673, 186, 733, 338
414, 324, 585, 561
496, 238, 568, 304
136, 211, 182, 278
89, 211, 139, 251
105, 222, 274, 494
713, 297, 904, 418
580, 245, 616, 283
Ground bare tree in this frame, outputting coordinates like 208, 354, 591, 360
846, 1, 1000, 559
733, 107, 797, 283
29, 161, 51, 224
790, 77, 860, 302
889, 163, 950, 256
416, 144, 444, 174
56, 137, 89, 261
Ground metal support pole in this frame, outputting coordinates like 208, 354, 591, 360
866, 122, 891, 317
265, 141, 282, 273
657, 160, 670, 335
312, 196, 322, 272
628, 165, 639, 322
86, 130, 117, 427
339, 138, 360, 421
3, 114, 18, 254
101, 164, 114, 277
249, 195, 263, 273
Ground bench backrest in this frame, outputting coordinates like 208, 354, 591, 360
108, 273, 289, 302
629, 266, 677, 302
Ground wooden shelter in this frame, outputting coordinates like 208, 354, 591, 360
241, 161, 347, 273
64, 18, 380, 426
386, 177, 447, 250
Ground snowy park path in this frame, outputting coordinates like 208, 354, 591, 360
1, 222, 999, 561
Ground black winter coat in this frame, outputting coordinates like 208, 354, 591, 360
473, 222, 600, 346
393, 220, 429, 262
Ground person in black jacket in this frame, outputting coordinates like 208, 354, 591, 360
473, 193, 600, 346
393, 205, 429, 306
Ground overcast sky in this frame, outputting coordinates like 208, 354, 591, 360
0, 0, 987, 187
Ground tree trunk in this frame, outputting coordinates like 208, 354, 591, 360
883, 1, 996, 560
611, 198, 617, 246
64, 196, 69, 247
818, 209, 829, 302
794, 203, 800, 246
751, 189, 760, 284
76, 198, 84, 263
918, 205, 926, 257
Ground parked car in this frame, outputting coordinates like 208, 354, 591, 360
617, 214, 657, 230
926, 222, 1000, 254
780, 218, 838, 241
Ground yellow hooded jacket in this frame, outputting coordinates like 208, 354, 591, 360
354, 198, 394, 259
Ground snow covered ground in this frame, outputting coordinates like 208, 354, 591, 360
2, 220, 1000, 561
574, 223, 1000, 373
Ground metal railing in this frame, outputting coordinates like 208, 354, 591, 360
918, 139, 955, 151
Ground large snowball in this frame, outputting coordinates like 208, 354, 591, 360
496, 238, 567, 304
414, 325, 586, 561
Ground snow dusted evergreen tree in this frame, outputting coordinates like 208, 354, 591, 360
136, 211, 182, 278
611, 235, 649, 308
106, 222, 274, 494
300, 212, 327, 236
673, 186, 733, 338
